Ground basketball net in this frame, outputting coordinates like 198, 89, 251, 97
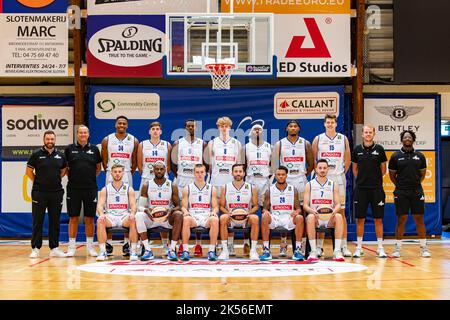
205, 63, 235, 90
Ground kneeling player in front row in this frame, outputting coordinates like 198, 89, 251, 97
260, 166, 305, 261
181, 164, 219, 261
303, 159, 345, 262
135, 161, 182, 261
218, 164, 260, 260
96, 164, 139, 261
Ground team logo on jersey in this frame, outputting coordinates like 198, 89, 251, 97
245, 184, 249, 189
413, 155, 420, 160
328, 181, 332, 186
288, 186, 292, 191
374, 106, 424, 122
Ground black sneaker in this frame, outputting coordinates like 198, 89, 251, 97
122, 242, 130, 257
106, 242, 113, 256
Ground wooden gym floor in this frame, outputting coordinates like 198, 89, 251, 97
0, 239, 449, 300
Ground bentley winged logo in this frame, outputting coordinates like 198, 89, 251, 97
374, 106, 424, 122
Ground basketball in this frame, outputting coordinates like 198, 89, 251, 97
316, 205, 333, 221
230, 208, 249, 226
149, 206, 169, 223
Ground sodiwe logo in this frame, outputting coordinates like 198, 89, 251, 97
374, 106, 424, 122
285, 18, 331, 58
97, 100, 116, 113
6, 113, 69, 130
17, 0, 55, 8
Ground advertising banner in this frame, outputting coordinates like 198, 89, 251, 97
0, 0, 68, 76
87, 15, 165, 77
274, 91, 339, 119
221, 0, 351, 14
1, 105, 74, 159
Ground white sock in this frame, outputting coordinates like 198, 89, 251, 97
419, 239, 427, 247
100, 244, 106, 252
335, 239, 342, 251
317, 238, 324, 249
357, 237, 363, 249
251, 241, 258, 251
162, 238, 169, 247
106, 239, 112, 245
142, 239, 151, 251
183, 244, 189, 252
296, 241, 302, 250
244, 239, 250, 245
124, 237, 129, 245
396, 240, 402, 248
196, 238, 202, 245
221, 240, 228, 250
228, 236, 234, 245
86, 237, 94, 247
263, 241, 269, 249
69, 238, 76, 249
131, 243, 137, 254
341, 238, 347, 248
309, 240, 317, 252
208, 245, 215, 252
377, 238, 383, 249
281, 236, 287, 244
170, 240, 177, 251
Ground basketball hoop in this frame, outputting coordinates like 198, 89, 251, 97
205, 63, 235, 90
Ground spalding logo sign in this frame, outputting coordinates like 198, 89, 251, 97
17, 0, 55, 8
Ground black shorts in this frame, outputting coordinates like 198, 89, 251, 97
394, 188, 425, 215
353, 188, 385, 219
67, 188, 98, 218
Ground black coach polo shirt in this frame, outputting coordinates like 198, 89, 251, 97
27, 147, 67, 192
388, 148, 427, 190
64, 142, 101, 190
352, 143, 387, 189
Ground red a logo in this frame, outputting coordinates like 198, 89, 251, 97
285, 18, 331, 58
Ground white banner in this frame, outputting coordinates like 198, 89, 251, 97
94, 92, 160, 119
275, 14, 350, 77
87, 0, 217, 15
1, 162, 68, 213
364, 98, 436, 150
0, 13, 68, 76
1, 105, 74, 159
274, 92, 340, 119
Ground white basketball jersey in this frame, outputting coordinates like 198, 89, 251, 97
279, 137, 307, 177
147, 179, 173, 210
269, 184, 295, 217
211, 137, 241, 185
317, 133, 346, 175
107, 133, 135, 172
177, 137, 204, 179
309, 178, 334, 211
105, 183, 130, 216
188, 182, 213, 216
245, 141, 271, 178
141, 139, 169, 179
225, 182, 253, 211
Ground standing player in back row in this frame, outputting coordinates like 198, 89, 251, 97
101, 116, 139, 257
172, 119, 208, 257
312, 114, 352, 257
207, 116, 244, 256
272, 120, 313, 256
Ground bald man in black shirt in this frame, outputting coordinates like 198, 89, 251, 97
388, 130, 430, 258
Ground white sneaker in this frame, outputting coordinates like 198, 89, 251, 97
29, 248, 39, 258
307, 250, 319, 262
87, 247, 98, 257
342, 246, 352, 257
130, 252, 139, 261
377, 247, 387, 258
218, 250, 229, 260
333, 249, 345, 262
317, 247, 324, 258
353, 248, 364, 258
420, 246, 431, 258
49, 248, 67, 258
250, 250, 259, 261
228, 243, 236, 256
66, 247, 76, 257
96, 251, 108, 261
391, 244, 401, 258
279, 243, 288, 257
